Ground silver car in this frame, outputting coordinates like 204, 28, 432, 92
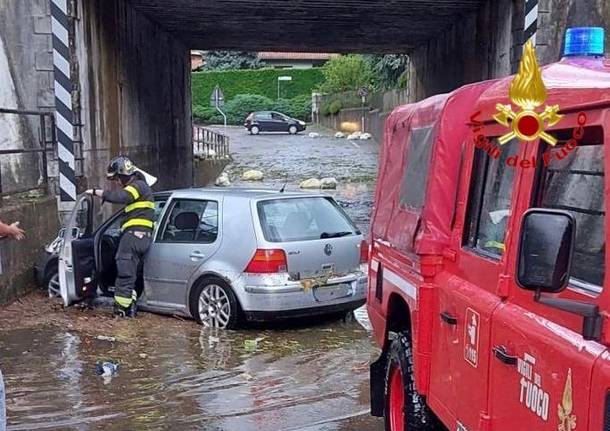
58, 188, 368, 328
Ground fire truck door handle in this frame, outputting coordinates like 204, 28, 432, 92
493, 346, 518, 366
440, 311, 457, 325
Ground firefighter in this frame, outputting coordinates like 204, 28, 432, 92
86, 156, 155, 318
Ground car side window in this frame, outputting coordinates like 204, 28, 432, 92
464, 138, 518, 257
271, 113, 284, 121
158, 199, 218, 244
257, 113, 271, 121
536, 127, 605, 291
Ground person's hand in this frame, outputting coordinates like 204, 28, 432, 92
7, 222, 25, 241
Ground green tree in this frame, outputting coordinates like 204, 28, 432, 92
365, 54, 410, 90
204, 51, 262, 70
318, 54, 374, 93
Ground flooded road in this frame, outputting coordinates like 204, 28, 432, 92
0, 126, 383, 430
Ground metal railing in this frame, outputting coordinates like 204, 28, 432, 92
193, 125, 230, 160
0, 108, 55, 198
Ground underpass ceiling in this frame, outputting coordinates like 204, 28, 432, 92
128, 0, 483, 52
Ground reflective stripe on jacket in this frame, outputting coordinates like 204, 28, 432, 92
102, 178, 155, 231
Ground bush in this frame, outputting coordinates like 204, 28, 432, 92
320, 104, 330, 117
192, 68, 324, 105
328, 100, 343, 115
272, 95, 312, 121
193, 105, 224, 125
288, 95, 312, 121
224, 94, 274, 124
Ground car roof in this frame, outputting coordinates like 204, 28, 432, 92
155, 187, 331, 201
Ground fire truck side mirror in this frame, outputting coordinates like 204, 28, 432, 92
516, 209, 576, 294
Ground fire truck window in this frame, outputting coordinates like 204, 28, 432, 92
399, 127, 435, 209
464, 138, 518, 257
538, 131, 604, 290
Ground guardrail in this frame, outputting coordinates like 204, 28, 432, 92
193, 125, 230, 160
0, 108, 55, 198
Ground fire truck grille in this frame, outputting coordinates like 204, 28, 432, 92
604, 392, 610, 431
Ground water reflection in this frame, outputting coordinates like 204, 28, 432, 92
1, 311, 380, 430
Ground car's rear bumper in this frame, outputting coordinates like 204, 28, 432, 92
244, 298, 366, 321
237, 270, 367, 316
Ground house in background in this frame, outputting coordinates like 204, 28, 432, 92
257, 52, 338, 69
190, 51, 338, 71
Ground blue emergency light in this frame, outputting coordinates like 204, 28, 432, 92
563, 27, 605, 56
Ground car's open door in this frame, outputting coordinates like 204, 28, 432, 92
58, 195, 96, 306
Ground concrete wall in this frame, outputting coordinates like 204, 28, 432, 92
408, 0, 521, 101
536, 0, 610, 64
0, 0, 54, 193
75, 0, 193, 192
0, 197, 59, 304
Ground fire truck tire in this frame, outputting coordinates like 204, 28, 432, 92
384, 332, 441, 431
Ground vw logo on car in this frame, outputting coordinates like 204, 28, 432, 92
324, 244, 333, 256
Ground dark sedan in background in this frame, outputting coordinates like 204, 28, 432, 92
244, 111, 307, 135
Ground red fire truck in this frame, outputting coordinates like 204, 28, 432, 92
368, 28, 610, 430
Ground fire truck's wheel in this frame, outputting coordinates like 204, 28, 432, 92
385, 332, 440, 431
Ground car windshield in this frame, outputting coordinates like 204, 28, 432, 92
257, 197, 359, 242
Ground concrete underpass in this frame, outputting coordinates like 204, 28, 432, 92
0, 0, 607, 302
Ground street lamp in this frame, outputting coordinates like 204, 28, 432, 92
277, 76, 292, 99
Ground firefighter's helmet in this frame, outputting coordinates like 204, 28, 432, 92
107, 155, 136, 179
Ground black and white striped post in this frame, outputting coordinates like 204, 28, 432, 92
51, 0, 77, 209
524, 0, 538, 45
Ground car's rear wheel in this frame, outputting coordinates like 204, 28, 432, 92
250, 125, 260, 135
44, 264, 60, 298
288, 125, 298, 135
190, 278, 239, 329
385, 331, 440, 431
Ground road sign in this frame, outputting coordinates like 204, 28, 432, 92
210, 85, 225, 107
357, 87, 369, 98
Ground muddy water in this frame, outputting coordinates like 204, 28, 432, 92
1, 310, 381, 430
1, 127, 383, 430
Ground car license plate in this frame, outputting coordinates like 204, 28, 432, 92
313, 283, 352, 302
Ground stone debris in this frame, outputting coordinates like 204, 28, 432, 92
320, 177, 338, 189
347, 131, 362, 140
241, 170, 264, 181
308, 132, 320, 139
299, 178, 322, 189
334, 132, 345, 138
215, 172, 231, 187
360, 133, 372, 140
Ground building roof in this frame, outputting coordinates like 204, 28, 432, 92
257, 52, 339, 61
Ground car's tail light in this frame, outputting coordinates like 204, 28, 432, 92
360, 240, 369, 264
245, 249, 288, 273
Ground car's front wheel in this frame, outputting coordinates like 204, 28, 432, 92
44, 263, 60, 298
288, 125, 298, 135
250, 125, 260, 135
385, 331, 440, 431
190, 278, 239, 329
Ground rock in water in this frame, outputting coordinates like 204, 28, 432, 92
308, 132, 320, 139
360, 133, 372, 140
320, 177, 338, 189
334, 132, 345, 139
215, 172, 231, 187
299, 178, 322, 189
242, 170, 264, 181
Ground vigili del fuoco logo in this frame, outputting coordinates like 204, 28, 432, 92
470, 40, 587, 167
